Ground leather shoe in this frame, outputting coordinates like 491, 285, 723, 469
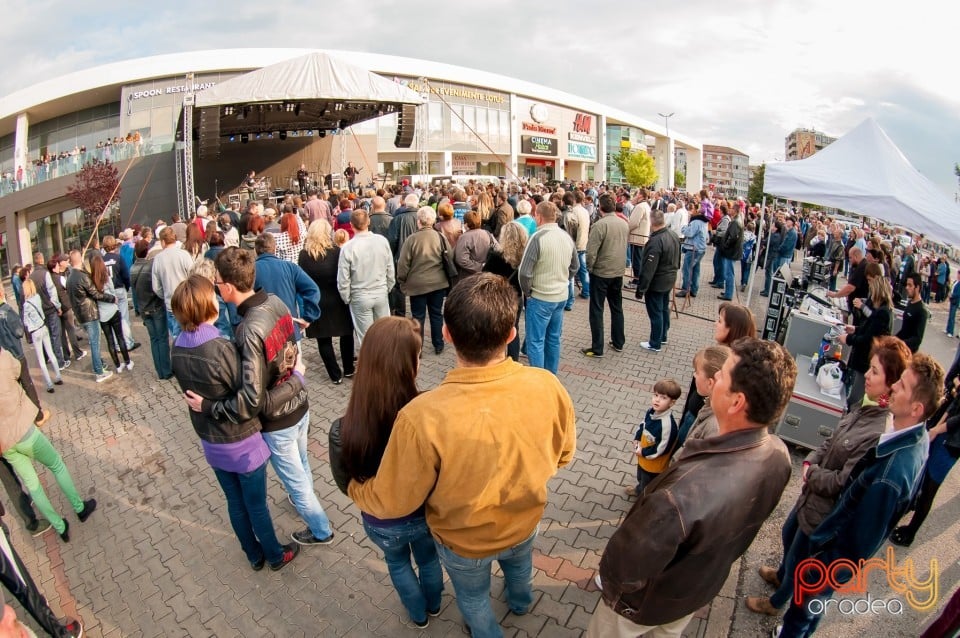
745, 596, 780, 616
889, 526, 914, 547
758, 565, 781, 588
717, 295, 733, 301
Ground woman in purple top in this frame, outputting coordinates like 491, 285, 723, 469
328, 317, 444, 628
170, 275, 298, 572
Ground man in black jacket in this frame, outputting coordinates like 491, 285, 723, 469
635, 209, 680, 353
895, 272, 927, 352
188, 248, 335, 549
65, 249, 115, 382
28, 252, 66, 369
717, 205, 743, 301
386, 193, 420, 316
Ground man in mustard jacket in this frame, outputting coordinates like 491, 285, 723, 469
349, 274, 576, 638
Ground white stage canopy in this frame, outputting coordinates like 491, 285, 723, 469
195, 51, 423, 108
764, 118, 960, 246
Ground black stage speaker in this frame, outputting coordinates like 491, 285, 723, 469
394, 104, 416, 148
198, 107, 221, 159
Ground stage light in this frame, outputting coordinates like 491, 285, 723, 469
223, 106, 234, 116
283, 102, 295, 113
241, 134, 249, 144
334, 103, 344, 112
267, 132, 274, 139
229, 135, 236, 142
318, 130, 326, 138
255, 133, 262, 140
306, 130, 313, 136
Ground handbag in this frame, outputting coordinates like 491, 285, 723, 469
435, 230, 459, 285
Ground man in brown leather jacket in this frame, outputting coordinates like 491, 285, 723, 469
588, 338, 795, 637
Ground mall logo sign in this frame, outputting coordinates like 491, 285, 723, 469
572, 113, 592, 135
795, 547, 939, 616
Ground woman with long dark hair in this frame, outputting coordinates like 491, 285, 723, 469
329, 317, 443, 628
88, 251, 132, 373
676, 302, 756, 446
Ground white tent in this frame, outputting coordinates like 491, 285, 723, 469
763, 118, 960, 246
195, 51, 423, 107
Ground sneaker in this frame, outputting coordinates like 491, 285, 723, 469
269, 543, 300, 571
54, 378, 64, 385
95, 371, 114, 383
35, 409, 51, 427
410, 617, 429, 629
428, 606, 442, 617
291, 529, 335, 546
27, 519, 52, 537
639, 342, 661, 353
251, 556, 266, 571
623, 485, 638, 497
75, 350, 87, 361
128, 342, 142, 352
59, 520, 70, 542
623, 282, 637, 290
608, 342, 623, 353
661, 338, 669, 345
343, 371, 355, 378
332, 377, 344, 385
580, 348, 603, 358
62, 359, 71, 369
47, 386, 55, 394
116, 365, 124, 374
434, 346, 444, 355
287, 493, 295, 507
594, 573, 603, 590
62, 617, 84, 638
78, 499, 97, 523
675, 290, 689, 298
126, 361, 135, 371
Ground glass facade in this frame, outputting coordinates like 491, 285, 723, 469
25, 206, 122, 260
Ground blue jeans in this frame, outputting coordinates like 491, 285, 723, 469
721, 256, 736, 299
948, 303, 959, 335
166, 310, 182, 340
261, 412, 333, 540
81, 319, 104, 375
142, 311, 172, 378
740, 259, 752, 287
410, 289, 446, 352
710, 247, 723, 284
213, 461, 285, 566
681, 248, 704, 295
567, 250, 589, 304
525, 297, 565, 374
764, 257, 789, 295
644, 290, 670, 348
436, 529, 537, 638
770, 506, 811, 609
363, 517, 443, 624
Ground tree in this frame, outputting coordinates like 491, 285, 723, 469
954, 162, 960, 187
67, 159, 121, 227
621, 150, 658, 188
747, 162, 772, 205
674, 168, 686, 189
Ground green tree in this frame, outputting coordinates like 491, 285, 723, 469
674, 168, 686, 189
954, 162, 960, 187
747, 162, 772, 205
621, 150, 658, 188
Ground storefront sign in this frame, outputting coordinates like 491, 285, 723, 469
522, 122, 557, 135
396, 78, 507, 104
572, 113, 593, 135
567, 141, 597, 161
452, 154, 476, 172
568, 131, 594, 143
524, 158, 555, 167
521, 136, 558, 156
128, 82, 217, 100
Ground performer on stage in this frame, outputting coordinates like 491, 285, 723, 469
297, 165, 309, 195
344, 162, 360, 194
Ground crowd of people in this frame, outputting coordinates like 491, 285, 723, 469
1, 177, 959, 637
0, 132, 144, 196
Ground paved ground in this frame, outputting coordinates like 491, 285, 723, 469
5, 251, 959, 637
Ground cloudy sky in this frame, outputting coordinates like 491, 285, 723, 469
4, 0, 958, 196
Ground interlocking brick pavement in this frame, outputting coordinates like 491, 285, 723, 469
4, 251, 959, 637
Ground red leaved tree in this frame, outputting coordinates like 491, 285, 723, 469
66, 159, 121, 229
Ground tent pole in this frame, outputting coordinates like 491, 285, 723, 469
746, 195, 767, 307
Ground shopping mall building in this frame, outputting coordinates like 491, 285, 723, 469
0, 49, 702, 275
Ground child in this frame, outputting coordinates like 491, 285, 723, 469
740, 221, 756, 292
674, 346, 731, 454
625, 378, 682, 497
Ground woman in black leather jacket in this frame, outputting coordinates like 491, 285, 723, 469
328, 317, 443, 628
841, 265, 893, 408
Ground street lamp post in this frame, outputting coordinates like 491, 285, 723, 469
658, 112, 674, 188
